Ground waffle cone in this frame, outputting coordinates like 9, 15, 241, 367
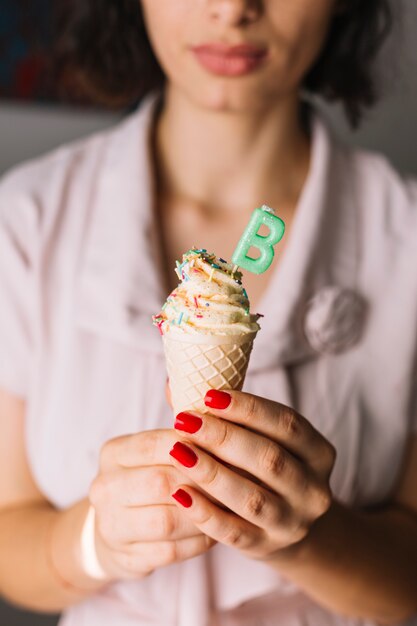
162, 328, 258, 415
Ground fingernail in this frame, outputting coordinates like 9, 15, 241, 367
172, 488, 193, 508
174, 412, 203, 434
204, 390, 231, 410
169, 442, 198, 468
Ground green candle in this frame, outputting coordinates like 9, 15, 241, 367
232, 205, 285, 274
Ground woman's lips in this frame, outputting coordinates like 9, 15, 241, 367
191, 43, 268, 76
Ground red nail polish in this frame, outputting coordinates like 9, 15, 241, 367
174, 412, 203, 434
172, 488, 193, 508
204, 389, 231, 409
169, 442, 198, 468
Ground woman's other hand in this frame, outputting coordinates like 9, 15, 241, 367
89, 429, 216, 581
168, 390, 335, 562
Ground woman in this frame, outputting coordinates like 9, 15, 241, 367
0, 1, 416, 625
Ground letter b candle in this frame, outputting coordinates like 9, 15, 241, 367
232, 205, 285, 274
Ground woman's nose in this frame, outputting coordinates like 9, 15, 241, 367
207, 0, 262, 27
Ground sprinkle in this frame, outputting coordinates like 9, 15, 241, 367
233, 265, 239, 275
209, 268, 215, 282
194, 296, 199, 308
196, 314, 203, 318
205, 302, 210, 307
178, 312, 184, 324
242, 288, 248, 299
219, 258, 227, 263
211, 263, 221, 269
153, 319, 164, 335
162, 303, 167, 310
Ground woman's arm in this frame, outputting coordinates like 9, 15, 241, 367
0, 498, 105, 613
270, 476, 417, 625
168, 391, 417, 626
0, 386, 215, 613
270, 435, 417, 624
0, 387, 106, 613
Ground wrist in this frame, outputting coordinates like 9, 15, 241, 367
49, 499, 111, 594
266, 499, 345, 571
79, 505, 112, 583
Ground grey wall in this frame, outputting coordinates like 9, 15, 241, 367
0, 103, 117, 175
0, 1, 416, 625
318, 0, 417, 177
0, 601, 58, 626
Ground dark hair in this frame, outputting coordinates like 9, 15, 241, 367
55, 0, 393, 128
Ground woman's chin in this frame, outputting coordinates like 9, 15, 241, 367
187, 81, 281, 115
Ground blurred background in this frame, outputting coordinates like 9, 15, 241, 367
1, 0, 417, 180
0, 0, 416, 624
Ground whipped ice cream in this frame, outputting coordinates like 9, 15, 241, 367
153, 248, 261, 336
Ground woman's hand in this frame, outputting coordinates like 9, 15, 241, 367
168, 390, 336, 563
89, 429, 216, 581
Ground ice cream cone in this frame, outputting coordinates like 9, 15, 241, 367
163, 328, 258, 415
153, 248, 262, 414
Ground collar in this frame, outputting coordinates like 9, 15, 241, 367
76, 94, 360, 369
249, 108, 361, 371
76, 93, 164, 354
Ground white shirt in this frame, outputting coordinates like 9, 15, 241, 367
1, 94, 417, 626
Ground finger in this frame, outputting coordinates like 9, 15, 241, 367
100, 429, 178, 471
169, 441, 296, 535
101, 503, 205, 546
91, 463, 227, 512
119, 534, 216, 576
171, 484, 284, 559
91, 465, 197, 507
174, 412, 319, 511
203, 390, 336, 475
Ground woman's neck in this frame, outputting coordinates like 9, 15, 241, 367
154, 85, 311, 215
